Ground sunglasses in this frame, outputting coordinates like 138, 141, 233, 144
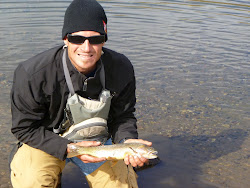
67, 34, 105, 44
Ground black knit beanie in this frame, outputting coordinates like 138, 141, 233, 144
62, 0, 108, 41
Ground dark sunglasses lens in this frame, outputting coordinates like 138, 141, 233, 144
68, 35, 85, 44
68, 35, 105, 44
88, 35, 105, 44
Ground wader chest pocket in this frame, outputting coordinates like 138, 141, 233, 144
60, 91, 112, 143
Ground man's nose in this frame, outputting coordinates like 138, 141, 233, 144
81, 39, 91, 51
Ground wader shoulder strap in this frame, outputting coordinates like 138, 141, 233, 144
99, 59, 106, 89
54, 50, 73, 134
62, 49, 75, 95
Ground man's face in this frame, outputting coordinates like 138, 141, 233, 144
64, 31, 105, 74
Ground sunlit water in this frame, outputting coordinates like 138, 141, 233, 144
0, 0, 249, 187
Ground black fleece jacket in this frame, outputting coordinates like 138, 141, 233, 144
10, 45, 138, 160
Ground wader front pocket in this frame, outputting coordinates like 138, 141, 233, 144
59, 91, 112, 143
61, 117, 109, 143
67, 94, 111, 125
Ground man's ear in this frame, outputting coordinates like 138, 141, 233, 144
63, 38, 69, 46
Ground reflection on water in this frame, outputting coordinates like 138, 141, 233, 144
0, 0, 249, 187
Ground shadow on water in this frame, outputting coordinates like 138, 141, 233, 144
61, 129, 247, 188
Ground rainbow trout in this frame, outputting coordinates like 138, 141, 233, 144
67, 143, 158, 160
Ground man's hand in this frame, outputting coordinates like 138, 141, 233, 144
123, 139, 152, 167
67, 141, 106, 163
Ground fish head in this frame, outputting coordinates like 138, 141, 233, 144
137, 145, 158, 159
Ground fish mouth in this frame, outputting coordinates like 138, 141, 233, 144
147, 151, 158, 158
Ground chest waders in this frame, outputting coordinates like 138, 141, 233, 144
54, 49, 112, 143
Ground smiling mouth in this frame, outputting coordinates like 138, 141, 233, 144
78, 53, 93, 57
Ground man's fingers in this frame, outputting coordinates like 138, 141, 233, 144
67, 141, 102, 153
78, 154, 106, 163
124, 154, 149, 167
133, 156, 143, 167
124, 139, 152, 146
129, 155, 137, 167
76, 141, 102, 147
124, 155, 130, 165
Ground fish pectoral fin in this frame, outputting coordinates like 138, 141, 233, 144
129, 147, 137, 153
128, 147, 139, 156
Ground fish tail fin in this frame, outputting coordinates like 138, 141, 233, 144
67, 151, 79, 158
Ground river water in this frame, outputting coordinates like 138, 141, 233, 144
0, 0, 249, 187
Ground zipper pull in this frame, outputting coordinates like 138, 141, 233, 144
83, 79, 87, 91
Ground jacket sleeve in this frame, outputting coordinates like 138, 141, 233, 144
11, 64, 71, 160
108, 75, 138, 143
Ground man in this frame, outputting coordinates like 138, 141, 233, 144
10, 0, 152, 187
